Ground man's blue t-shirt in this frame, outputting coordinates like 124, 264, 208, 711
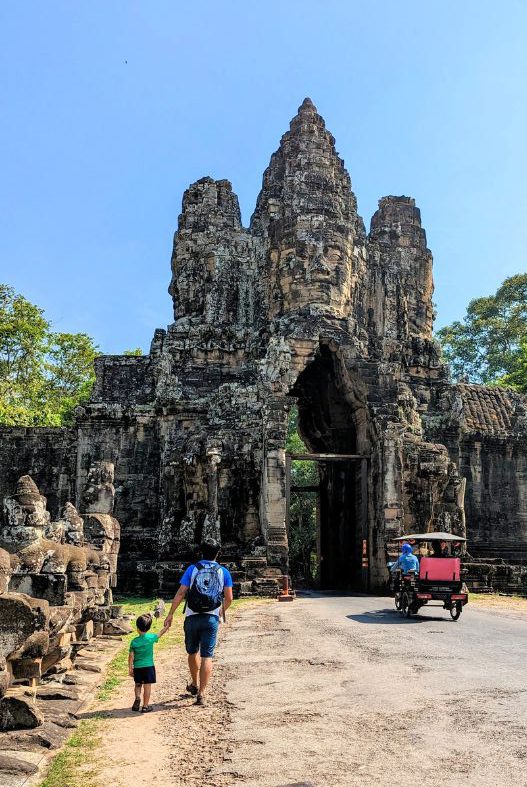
180, 560, 233, 617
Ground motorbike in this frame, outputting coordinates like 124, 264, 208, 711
390, 532, 469, 621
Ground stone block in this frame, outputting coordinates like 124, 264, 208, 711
75, 660, 101, 673
103, 619, 132, 636
10, 657, 42, 681
0, 696, 44, 730
84, 573, 99, 590
10, 631, 49, 660
0, 594, 50, 660
31, 685, 80, 701
0, 753, 38, 775
8, 573, 68, 606
0, 669, 9, 698
83, 606, 110, 624
75, 621, 93, 642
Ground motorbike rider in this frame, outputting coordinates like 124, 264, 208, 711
390, 542, 420, 574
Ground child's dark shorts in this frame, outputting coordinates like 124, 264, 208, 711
133, 666, 156, 685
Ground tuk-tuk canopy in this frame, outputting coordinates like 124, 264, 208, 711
394, 532, 466, 542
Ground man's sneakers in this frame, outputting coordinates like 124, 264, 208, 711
185, 683, 205, 705
132, 698, 141, 712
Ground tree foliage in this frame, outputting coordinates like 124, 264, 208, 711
0, 285, 99, 426
286, 406, 319, 584
436, 273, 527, 388
499, 338, 527, 393
0, 286, 148, 426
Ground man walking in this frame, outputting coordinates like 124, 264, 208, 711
164, 540, 233, 705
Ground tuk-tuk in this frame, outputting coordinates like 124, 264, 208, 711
390, 532, 469, 620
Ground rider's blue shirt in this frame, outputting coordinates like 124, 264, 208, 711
391, 553, 420, 574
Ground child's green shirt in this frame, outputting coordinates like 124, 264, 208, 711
129, 632, 159, 668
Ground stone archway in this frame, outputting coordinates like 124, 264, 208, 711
287, 344, 371, 590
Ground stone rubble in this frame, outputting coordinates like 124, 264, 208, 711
0, 464, 126, 739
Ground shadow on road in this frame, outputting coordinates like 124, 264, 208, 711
77, 694, 191, 720
347, 609, 450, 624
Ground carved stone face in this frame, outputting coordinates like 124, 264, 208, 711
82, 462, 115, 515
1, 476, 50, 551
271, 236, 354, 317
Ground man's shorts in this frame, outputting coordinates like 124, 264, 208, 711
184, 614, 219, 658
133, 665, 156, 685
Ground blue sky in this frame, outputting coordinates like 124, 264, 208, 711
1, 1, 526, 353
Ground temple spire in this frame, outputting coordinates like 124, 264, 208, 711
298, 96, 316, 113
250, 98, 358, 234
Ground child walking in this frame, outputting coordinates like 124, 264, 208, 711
129, 612, 169, 712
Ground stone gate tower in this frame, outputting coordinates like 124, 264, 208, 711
1, 99, 526, 594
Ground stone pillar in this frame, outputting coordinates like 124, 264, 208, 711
260, 447, 288, 570
202, 442, 222, 544
81, 462, 120, 587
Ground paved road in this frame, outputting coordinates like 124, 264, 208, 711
216, 594, 527, 787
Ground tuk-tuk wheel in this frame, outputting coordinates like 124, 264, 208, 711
394, 592, 402, 611
450, 602, 462, 621
401, 592, 412, 618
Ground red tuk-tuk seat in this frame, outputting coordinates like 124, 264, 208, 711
419, 557, 460, 582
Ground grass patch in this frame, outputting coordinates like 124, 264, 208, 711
468, 591, 527, 611
39, 717, 102, 787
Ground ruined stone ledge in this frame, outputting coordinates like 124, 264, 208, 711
0, 634, 124, 787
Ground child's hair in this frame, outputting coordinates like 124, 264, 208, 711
136, 613, 153, 633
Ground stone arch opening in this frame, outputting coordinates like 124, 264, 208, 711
288, 344, 370, 590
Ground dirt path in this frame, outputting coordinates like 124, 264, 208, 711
81, 634, 230, 787
76, 596, 526, 787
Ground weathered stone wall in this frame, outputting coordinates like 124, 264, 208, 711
425, 383, 527, 558
75, 414, 161, 589
0, 428, 76, 522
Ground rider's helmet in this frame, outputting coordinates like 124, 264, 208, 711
401, 543, 413, 555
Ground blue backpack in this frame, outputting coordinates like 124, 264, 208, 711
186, 562, 224, 613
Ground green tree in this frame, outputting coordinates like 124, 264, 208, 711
499, 338, 527, 393
44, 332, 100, 425
437, 273, 527, 385
0, 285, 49, 425
0, 285, 100, 426
286, 406, 319, 584
123, 347, 143, 356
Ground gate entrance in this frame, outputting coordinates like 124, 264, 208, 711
286, 344, 371, 591
285, 451, 369, 590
